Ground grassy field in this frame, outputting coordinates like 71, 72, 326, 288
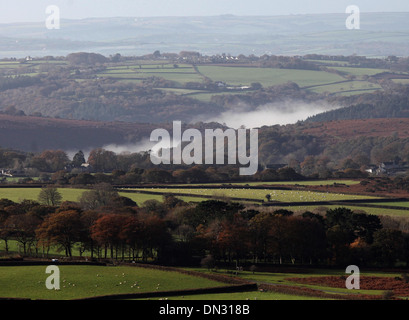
0, 187, 85, 203
0, 187, 203, 206
1, 264, 399, 300
0, 57, 400, 98
197, 66, 345, 88
2, 185, 408, 217
126, 187, 380, 203
151, 290, 324, 300
97, 63, 205, 85
306, 80, 381, 95
0, 265, 226, 300
174, 180, 361, 186
326, 66, 391, 77
183, 268, 404, 299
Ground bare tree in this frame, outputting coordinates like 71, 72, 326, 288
38, 186, 62, 206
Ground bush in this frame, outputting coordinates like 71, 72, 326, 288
201, 255, 216, 270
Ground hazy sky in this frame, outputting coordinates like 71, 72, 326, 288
1, 0, 409, 23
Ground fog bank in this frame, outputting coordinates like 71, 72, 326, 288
194, 100, 340, 129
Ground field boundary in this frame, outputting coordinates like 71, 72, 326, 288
73, 283, 258, 300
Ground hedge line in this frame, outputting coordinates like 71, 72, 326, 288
257, 283, 384, 300
74, 283, 258, 300
118, 262, 253, 285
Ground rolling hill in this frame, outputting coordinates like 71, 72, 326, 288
2, 13, 409, 58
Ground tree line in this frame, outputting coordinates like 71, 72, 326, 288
1, 185, 409, 268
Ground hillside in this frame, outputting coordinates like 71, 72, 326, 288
302, 118, 409, 140
1, 113, 408, 174
0, 114, 229, 153
2, 53, 409, 125
3, 13, 409, 58
0, 114, 159, 152
307, 85, 409, 122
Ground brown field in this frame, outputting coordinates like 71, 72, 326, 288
287, 275, 409, 297
302, 118, 409, 140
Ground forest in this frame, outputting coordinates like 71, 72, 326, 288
1, 184, 408, 268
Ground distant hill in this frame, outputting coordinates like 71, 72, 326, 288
2, 13, 409, 58
0, 114, 226, 153
1, 112, 409, 171
306, 86, 409, 122
0, 114, 158, 152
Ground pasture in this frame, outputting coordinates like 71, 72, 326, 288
1, 263, 402, 300
0, 186, 204, 207
152, 267, 408, 300
0, 265, 226, 300
1, 185, 409, 217
0, 57, 403, 99
126, 187, 380, 203
197, 65, 345, 88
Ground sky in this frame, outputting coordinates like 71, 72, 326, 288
1, 0, 409, 23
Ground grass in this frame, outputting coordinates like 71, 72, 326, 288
326, 66, 391, 77
174, 180, 361, 186
0, 186, 203, 207
2, 186, 407, 217
148, 290, 324, 300
0, 265, 225, 300
186, 268, 403, 299
127, 188, 380, 203
97, 64, 204, 85
197, 66, 345, 88
0, 188, 85, 203
119, 191, 202, 205
307, 80, 381, 95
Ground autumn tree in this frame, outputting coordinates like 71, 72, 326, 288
78, 210, 100, 259
137, 213, 172, 262
90, 213, 130, 260
213, 214, 250, 264
87, 148, 117, 172
31, 150, 70, 172
79, 183, 120, 210
5, 213, 41, 254
36, 210, 82, 257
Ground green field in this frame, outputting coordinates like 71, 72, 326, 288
0, 188, 85, 203
163, 267, 406, 300
307, 80, 381, 95
0, 57, 399, 98
126, 187, 379, 203
152, 290, 323, 300
327, 66, 391, 77
2, 186, 409, 217
97, 63, 204, 85
0, 265, 226, 300
0, 187, 203, 206
1, 264, 399, 300
175, 180, 361, 186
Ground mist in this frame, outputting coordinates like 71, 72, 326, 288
65, 138, 155, 161
64, 100, 340, 160
194, 100, 341, 129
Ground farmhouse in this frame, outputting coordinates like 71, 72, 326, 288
375, 161, 409, 175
